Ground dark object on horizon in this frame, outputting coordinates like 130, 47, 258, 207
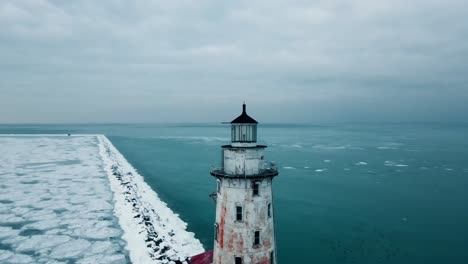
67, 134, 71, 136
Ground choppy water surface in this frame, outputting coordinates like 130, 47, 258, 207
1, 123, 467, 263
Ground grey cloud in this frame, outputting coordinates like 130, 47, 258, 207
0, 0, 467, 123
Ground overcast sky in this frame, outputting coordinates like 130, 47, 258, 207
1, 0, 467, 123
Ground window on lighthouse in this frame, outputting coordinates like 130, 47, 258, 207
252, 181, 260, 196
235, 257, 243, 264
214, 223, 219, 242
268, 203, 272, 218
254, 230, 261, 246
236, 206, 243, 221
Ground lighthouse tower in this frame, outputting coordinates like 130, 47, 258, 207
210, 104, 278, 264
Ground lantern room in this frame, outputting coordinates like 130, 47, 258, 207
230, 104, 258, 143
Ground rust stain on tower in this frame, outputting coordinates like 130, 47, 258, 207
210, 104, 279, 264
191, 104, 279, 264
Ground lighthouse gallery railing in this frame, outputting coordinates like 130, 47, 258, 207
210, 161, 278, 179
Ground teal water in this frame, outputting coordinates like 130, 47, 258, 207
1, 123, 468, 263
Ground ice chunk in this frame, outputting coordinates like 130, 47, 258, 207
49, 239, 92, 259
77, 254, 126, 264
71, 227, 122, 240
87, 200, 113, 211
0, 227, 18, 239
0, 250, 14, 261
384, 161, 408, 167
86, 241, 117, 255
5, 253, 34, 263
16, 235, 71, 252
0, 214, 25, 223
24, 219, 61, 231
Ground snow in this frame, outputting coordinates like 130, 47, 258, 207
98, 135, 204, 264
0, 135, 203, 264
0, 135, 129, 263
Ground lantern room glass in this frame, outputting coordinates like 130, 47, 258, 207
231, 124, 257, 143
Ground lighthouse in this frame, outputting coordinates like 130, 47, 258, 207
210, 104, 278, 264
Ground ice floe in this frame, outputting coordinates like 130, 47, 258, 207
0, 135, 204, 264
377, 146, 397, 150
384, 161, 408, 167
355, 162, 368, 166
0, 135, 128, 264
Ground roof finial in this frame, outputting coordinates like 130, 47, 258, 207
231, 102, 258, 124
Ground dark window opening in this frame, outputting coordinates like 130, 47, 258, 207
217, 180, 221, 193
253, 181, 260, 196
236, 206, 243, 221
235, 257, 243, 264
268, 203, 271, 218
271, 251, 274, 264
214, 223, 219, 242
254, 230, 260, 246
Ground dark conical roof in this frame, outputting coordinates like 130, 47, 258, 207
231, 104, 258, 124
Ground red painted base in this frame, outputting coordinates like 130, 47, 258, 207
190, 250, 213, 264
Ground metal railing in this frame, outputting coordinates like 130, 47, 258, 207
210, 161, 278, 179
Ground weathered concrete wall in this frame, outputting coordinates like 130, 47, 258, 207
213, 176, 276, 264
223, 148, 264, 176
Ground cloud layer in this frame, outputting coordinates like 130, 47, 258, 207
1, 0, 467, 123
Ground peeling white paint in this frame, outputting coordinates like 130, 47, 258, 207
212, 146, 277, 264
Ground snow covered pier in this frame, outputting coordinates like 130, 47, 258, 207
0, 135, 203, 264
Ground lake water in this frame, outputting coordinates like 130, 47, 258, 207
1, 123, 467, 263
